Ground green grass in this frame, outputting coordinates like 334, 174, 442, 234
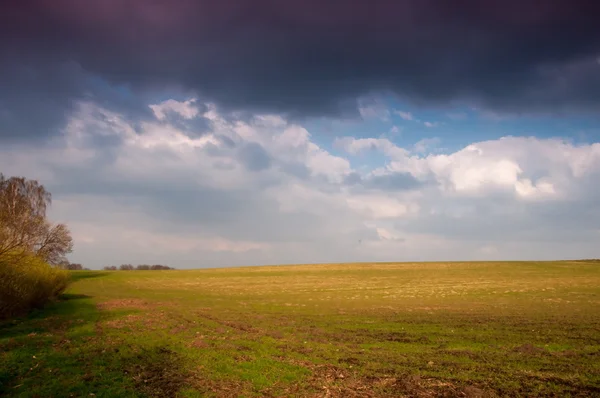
1, 261, 599, 397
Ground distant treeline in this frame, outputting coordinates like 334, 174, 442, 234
59, 262, 90, 271
103, 264, 174, 271
56, 262, 173, 271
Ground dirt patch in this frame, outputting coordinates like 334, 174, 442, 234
379, 375, 497, 398
339, 357, 361, 366
126, 346, 188, 398
266, 330, 285, 339
98, 310, 169, 332
97, 298, 155, 311
195, 312, 258, 333
293, 346, 315, 355
233, 354, 252, 363
223, 321, 256, 332
170, 324, 189, 334
318, 367, 493, 397
553, 349, 578, 358
513, 344, 546, 355
326, 329, 431, 344
278, 358, 497, 398
190, 338, 209, 349
188, 376, 249, 398
463, 386, 490, 398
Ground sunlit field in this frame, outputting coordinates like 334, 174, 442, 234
2, 261, 599, 397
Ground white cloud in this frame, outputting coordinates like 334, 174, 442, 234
346, 195, 417, 219
1, 100, 600, 268
354, 136, 600, 200
131, 122, 220, 152
394, 110, 414, 121
149, 98, 200, 121
376, 227, 404, 241
334, 137, 408, 159
514, 178, 555, 199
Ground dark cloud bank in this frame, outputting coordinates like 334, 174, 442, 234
1, 0, 600, 140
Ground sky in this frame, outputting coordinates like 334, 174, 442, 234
1, 0, 600, 268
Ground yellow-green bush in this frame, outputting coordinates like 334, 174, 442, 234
0, 253, 70, 319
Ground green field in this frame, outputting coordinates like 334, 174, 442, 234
1, 261, 600, 397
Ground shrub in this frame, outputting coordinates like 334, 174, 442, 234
0, 253, 70, 319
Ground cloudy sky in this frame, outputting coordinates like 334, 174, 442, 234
1, 0, 600, 268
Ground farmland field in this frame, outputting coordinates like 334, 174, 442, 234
1, 261, 600, 397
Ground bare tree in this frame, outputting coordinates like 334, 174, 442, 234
35, 223, 73, 265
0, 173, 73, 264
65, 263, 83, 270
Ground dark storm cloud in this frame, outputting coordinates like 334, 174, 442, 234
2, 0, 600, 140
0, 61, 83, 141
0, 58, 154, 142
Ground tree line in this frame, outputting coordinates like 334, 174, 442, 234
103, 264, 174, 271
60, 262, 91, 270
